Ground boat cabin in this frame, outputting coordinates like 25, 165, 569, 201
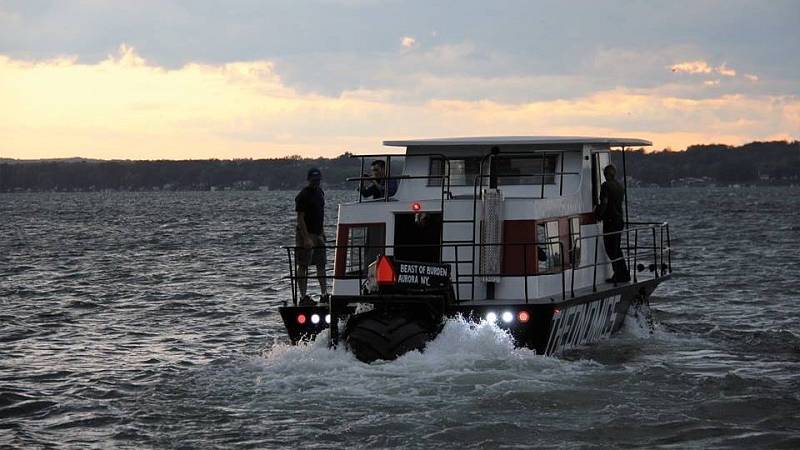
330, 136, 665, 305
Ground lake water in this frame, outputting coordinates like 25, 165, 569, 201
2, 187, 799, 449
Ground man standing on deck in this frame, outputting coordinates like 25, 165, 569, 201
595, 164, 631, 283
360, 160, 398, 200
295, 168, 328, 305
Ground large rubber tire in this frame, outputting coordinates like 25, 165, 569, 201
344, 311, 433, 363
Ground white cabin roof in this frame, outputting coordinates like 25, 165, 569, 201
383, 136, 652, 147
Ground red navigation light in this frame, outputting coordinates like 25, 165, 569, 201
411, 202, 422, 212
518, 311, 530, 323
376, 255, 397, 285
296, 313, 307, 325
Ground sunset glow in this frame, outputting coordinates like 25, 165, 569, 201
1, 1, 797, 160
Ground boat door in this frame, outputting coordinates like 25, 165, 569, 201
393, 212, 442, 263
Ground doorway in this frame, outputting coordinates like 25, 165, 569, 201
393, 212, 442, 263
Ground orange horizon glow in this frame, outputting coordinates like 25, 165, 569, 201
1, 45, 797, 160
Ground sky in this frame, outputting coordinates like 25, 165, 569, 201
1, 0, 798, 160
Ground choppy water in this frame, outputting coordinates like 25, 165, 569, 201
2, 188, 799, 449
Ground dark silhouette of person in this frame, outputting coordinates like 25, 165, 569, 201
595, 164, 630, 282
360, 160, 398, 200
295, 168, 327, 305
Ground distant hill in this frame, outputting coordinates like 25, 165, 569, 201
1, 141, 797, 192
0, 157, 106, 164
611, 141, 799, 187
0, 154, 364, 192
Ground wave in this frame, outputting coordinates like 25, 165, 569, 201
250, 317, 602, 398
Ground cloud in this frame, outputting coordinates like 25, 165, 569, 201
107, 43, 147, 67
0, 46, 797, 159
704, 79, 720, 86
671, 60, 738, 78
671, 60, 712, 74
716, 63, 736, 77
2, 0, 798, 99
744, 73, 759, 82
401, 36, 417, 49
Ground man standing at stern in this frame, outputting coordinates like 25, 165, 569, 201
595, 164, 631, 283
295, 168, 328, 305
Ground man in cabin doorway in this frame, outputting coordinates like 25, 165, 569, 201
360, 159, 398, 200
295, 168, 328, 305
595, 164, 631, 283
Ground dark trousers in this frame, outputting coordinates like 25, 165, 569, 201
603, 222, 630, 281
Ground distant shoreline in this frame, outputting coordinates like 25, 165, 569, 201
2, 141, 797, 193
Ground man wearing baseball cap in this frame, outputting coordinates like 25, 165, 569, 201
294, 167, 328, 305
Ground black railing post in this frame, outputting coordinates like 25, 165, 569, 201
287, 247, 297, 306
471, 173, 481, 301
560, 241, 566, 301
358, 243, 363, 292
666, 223, 672, 273
593, 235, 599, 292
570, 241, 576, 298
454, 244, 460, 302
659, 225, 664, 276
523, 242, 529, 304
358, 158, 365, 203
540, 156, 546, 199
385, 156, 391, 202
633, 229, 639, 283
439, 161, 451, 262
621, 147, 632, 277
652, 227, 658, 278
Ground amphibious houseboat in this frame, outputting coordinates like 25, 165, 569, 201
280, 137, 672, 362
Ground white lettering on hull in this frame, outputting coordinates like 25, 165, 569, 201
398, 263, 448, 277
396, 263, 447, 287
545, 294, 623, 355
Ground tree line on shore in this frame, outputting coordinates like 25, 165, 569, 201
1, 141, 797, 193
613, 141, 799, 186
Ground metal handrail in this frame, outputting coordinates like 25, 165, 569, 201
283, 221, 672, 306
573, 222, 671, 292
291, 228, 671, 269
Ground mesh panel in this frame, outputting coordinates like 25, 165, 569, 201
480, 188, 503, 282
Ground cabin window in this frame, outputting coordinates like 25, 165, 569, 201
346, 227, 367, 274
495, 155, 557, 186
429, 155, 557, 187
537, 221, 562, 272
428, 157, 485, 186
336, 223, 385, 276
569, 217, 581, 267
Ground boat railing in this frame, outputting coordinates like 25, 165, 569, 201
572, 221, 672, 296
345, 152, 582, 204
282, 222, 671, 306
345, 153, 444, 204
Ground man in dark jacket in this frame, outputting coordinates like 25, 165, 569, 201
295, 168, 327, 305
594, 164, 631, 282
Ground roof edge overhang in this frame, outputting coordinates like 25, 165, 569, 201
383, 136, 652, 147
